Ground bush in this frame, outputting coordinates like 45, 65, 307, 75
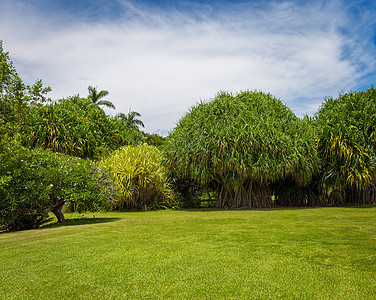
0, 138, 118, 231
100, 144, 176, 210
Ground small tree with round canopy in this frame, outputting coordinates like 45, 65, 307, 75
164, 91, 319, 208
0, 139, 118, 231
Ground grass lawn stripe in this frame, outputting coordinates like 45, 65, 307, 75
0, 207, 375, 299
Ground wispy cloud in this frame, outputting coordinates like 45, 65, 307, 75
0, 0, 375, 134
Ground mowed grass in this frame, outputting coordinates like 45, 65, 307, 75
1, 207, 376, 299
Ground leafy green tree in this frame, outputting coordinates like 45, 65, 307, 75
87, 85, 115, 109
0, 40, 51, 136
164, 91, 319, 208
0, 138, 118, 231
142, 131, 165, 147
314, 87, 376, 204
24, 96, 142, 158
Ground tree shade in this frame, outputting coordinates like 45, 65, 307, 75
164, 91, 319, 208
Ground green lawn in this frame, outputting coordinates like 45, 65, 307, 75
1, 207, 376, 299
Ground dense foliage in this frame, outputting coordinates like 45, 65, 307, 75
1, 41, 143, 159
142, 131, 165, 147
0, 41, 51, 137
100, 143, 176, 210
315, 87, 376, 204
0, 138, 118, 231
23, 96, 143, 158
164, 91, 319, 208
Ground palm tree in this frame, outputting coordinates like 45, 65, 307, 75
117, 110, 145, 129
87, 86, 115, 109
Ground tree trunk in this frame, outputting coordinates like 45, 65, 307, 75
51, 206, 66, 223
216, 181, 272, 208
50, 195, 66, 223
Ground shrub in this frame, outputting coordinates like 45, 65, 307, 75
100, 144, 176, 210
0, 138, 118, 231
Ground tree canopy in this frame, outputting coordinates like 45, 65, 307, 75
23, 96, 143, 158
164, 91, 319, 208
314, 87, 376, 204
0, 41, 51, 136
0, 139, 118, 231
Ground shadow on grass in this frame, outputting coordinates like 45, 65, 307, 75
0, 217, 122, 234
177, 207, 313, 213
40, 217, 121, 230
178, 204, 376, 212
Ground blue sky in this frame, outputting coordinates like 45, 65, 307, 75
0, 0, 375, 134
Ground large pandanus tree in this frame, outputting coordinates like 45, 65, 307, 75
164, 91, 319, 208
314, 87, 376, 204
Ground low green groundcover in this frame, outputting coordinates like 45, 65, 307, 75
1, 207, 375, 299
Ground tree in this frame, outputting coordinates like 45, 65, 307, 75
0, 139, 118, 231
87, 85, 115, 109
314, 87, 376, 204
0, 40, 51, 136
24, 96, 143, 158
117, 110, 145, 129
142, 131, 165, 147
163, 91, 319, 208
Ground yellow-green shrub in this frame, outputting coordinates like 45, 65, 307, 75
100, 143, 176, 210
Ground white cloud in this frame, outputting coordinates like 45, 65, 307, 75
0, 0, 374, 134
